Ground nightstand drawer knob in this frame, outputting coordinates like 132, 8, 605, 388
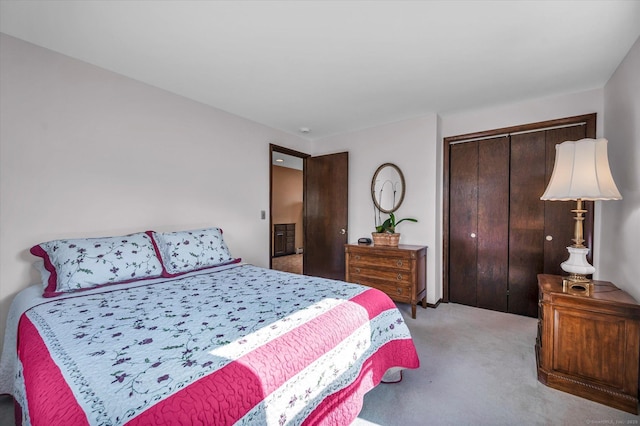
397, 273, 403, 280
355, 267, 360, 273
396, 288, 402, 295
354, 255, 361, 260
396, 259, 403, 267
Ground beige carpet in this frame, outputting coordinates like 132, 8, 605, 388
2, 303, 638, 425
354, 302, 639, 425
272, 253, 303, 275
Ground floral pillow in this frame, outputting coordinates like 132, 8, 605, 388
32, 260, 50, 289
148, 227, 240, 277
31, 232, 163, 297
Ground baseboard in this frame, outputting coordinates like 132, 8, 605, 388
427, 298, 443, 309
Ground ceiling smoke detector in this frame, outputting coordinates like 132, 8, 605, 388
299, 127, 311, 134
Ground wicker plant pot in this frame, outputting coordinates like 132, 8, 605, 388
387, 233, 400, 247
371, 232, 401, 246
371, 232, 389, 246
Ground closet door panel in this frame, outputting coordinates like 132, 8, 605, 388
509, 132, 546, 317
544, 126, 593, 276
477, 137, 510, 312
449, 142, 478, 306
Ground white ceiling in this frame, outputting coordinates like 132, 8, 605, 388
1, 1, 639, 141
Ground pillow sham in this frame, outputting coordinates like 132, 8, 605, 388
31, 232, 163, 297
148, 227, 239, 277
32, 260, 50, 289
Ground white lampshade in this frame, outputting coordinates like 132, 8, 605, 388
540, 138, 622, 201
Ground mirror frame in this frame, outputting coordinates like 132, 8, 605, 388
371, 163, 406, 214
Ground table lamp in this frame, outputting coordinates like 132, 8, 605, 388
540, 138, 622, 290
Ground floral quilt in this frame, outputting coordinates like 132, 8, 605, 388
15, 264, 419, 425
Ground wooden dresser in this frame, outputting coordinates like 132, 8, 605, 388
345, 244, 427, 318
273, 223, 295, 256
536, 274, 640, 414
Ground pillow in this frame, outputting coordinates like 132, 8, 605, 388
32, 260, 50, 289
147, 227, 239, 277
30, 232, 163, 297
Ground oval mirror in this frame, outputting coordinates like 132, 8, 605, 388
371, 163, 405, 213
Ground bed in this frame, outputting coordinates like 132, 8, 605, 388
0, 228, 419, 425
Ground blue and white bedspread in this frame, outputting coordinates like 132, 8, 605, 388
2, 264, 419, 425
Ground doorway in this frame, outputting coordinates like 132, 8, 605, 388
269, 145, 349, 279
270, 145, 307, 274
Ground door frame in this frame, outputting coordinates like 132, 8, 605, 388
442, 113, 596, 303
269, 144, 310, 270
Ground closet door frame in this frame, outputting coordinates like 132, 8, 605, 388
442, 113, 597, 303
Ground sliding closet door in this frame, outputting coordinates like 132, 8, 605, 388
476, 137, 509, 311
449, 137, 509, 310
445, 114, 596, 316
509, 131, 546, 316
508, 124, 591, 317
449, 141, 478, 306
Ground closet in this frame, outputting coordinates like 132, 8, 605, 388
444, 114, 595, 317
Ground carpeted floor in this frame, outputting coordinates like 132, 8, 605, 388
354, 302, 639, 425
272, 253, 303, 274
2, 303, 638, 425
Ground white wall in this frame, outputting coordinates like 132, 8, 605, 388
313, 115, 441, 305
1, 31, 638, 357
602, 37, 640, 300
0, 34, 311, 352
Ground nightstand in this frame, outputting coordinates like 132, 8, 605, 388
536, 274, 640, 414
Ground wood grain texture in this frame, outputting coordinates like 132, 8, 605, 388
304, 152, 348, 280
443, 114, 597, 316
509, 131, 546, 317
448, 141, 478, 307
345, 244, 427, 318
536, 274, 640, 414
476, 137, 509, 312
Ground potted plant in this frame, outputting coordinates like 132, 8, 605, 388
372, 212, 418, 246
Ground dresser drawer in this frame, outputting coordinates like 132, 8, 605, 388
349, 274, 412, 301
348, 252, 412, 271
348, 265, 412, 285
345, 243, 427, 318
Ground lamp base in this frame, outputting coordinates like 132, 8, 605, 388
561, 246, 595, 294
562, 276, 593, 295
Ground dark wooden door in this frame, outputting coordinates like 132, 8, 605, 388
449, 141, 478, 306
509, 131, 547, 316
449, 137, 509, 310
508, 125, 591, 317
445, 114, 596, 317
476, 137, 510, 311
304, 152, 349, 280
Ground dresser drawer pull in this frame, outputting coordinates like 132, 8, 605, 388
396, 259, 403, 267
354, 255, 361, 260
396, 288, 403, 295
396, 273, 403, 280
355, 267, 361, 273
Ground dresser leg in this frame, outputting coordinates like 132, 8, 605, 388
421, 297, 427, 309
411, 304, 416, 319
